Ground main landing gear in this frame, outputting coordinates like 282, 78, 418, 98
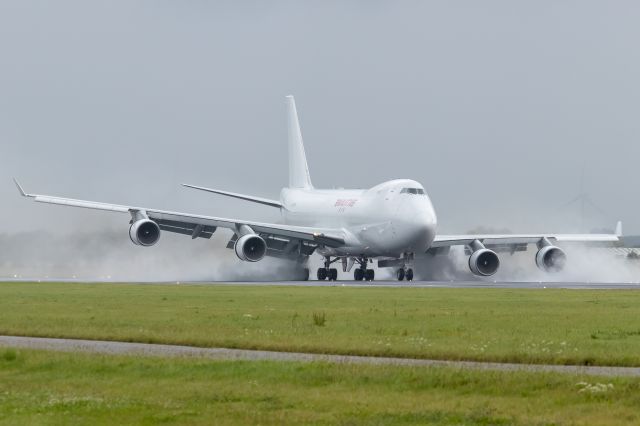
353, 258, 375, 282
396, 267, 414, 281
317, 256, 375, 281
317, 257, 338, 281
354, 268, 375, 281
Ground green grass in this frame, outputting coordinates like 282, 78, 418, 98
2, 282, 640, 366
0, 347, 638, 425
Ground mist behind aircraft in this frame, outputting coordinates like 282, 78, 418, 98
1, 229, 638, 282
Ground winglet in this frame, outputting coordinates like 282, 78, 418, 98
13, 178, 32, 197
615, 221, 623, 237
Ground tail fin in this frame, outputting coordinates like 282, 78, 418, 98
286, 95, 313, 189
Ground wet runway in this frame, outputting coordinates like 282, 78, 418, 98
201, 280, 640, 290
3, 278, 640, 289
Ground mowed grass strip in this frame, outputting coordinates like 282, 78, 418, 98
0, 348, 639, 425
2, 282, 640, 366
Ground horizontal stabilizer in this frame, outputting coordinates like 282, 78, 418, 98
182, 184, 283, 208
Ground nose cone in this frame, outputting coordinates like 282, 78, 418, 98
395, 195, 437, 252
413, 197, 437, 249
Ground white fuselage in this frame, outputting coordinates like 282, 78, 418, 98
280, 179, 437, 258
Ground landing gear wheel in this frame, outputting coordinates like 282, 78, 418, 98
365, 269, 375, 281
329, 268, 338, 281
396, 268, 405, 281
405, 268, 414, 281
317, 268, 327, 281
354, 268, 364, 281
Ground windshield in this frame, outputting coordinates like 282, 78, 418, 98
400, 188, 425, 195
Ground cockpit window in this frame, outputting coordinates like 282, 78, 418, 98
400, 188, 425, 195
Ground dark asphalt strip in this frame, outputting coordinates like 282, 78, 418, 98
1, 335, 639, 377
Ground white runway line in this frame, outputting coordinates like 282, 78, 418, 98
1, 335, 639, 377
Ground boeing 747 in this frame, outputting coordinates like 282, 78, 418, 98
14, 96, 622, 281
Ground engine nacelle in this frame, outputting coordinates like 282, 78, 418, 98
535, 245, 566, 272
469, 248, 500, 276
129, 219, 161, 246
234, 233, 267, 262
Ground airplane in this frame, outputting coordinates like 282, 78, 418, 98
14, 95, 623, 281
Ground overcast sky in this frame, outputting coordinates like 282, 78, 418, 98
1, 1, 639, 236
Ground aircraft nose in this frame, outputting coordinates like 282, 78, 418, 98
415, 211, 436, 240
392, 194, 437, 251
408, 200, 437, 249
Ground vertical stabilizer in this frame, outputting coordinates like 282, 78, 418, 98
286, 95, 313, 189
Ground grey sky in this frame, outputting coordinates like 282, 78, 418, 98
1, 1, 639, 236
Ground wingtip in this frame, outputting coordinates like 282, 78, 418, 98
13, 178, 28, 197
616, 220, 623, 237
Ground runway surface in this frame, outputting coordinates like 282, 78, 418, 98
185, 280, 640, 290
3, 278, 640, 289
1, 335, 638, 377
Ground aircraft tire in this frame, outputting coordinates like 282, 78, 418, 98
365, 269, 375, 281
317, 268, 327, 281
396, 268, 405, 281
354, 268, 364, 281
329, 268, 338, 281
405, 268, 414, 281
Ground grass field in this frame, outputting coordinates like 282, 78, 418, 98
1, 282, 640, 366
0, 348, 638, 425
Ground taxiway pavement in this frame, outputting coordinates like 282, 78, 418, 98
1, 335, 638, 377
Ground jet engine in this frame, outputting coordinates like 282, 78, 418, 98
468, 240, 500, 276
129, 219, 161, 246
234, 233, 267, 262
535, 238, 566, 272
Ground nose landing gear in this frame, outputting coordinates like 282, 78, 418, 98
394, 253, 414, 282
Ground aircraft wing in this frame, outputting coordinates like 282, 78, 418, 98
14, 180, 346, 253
431, 222, 623, 252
